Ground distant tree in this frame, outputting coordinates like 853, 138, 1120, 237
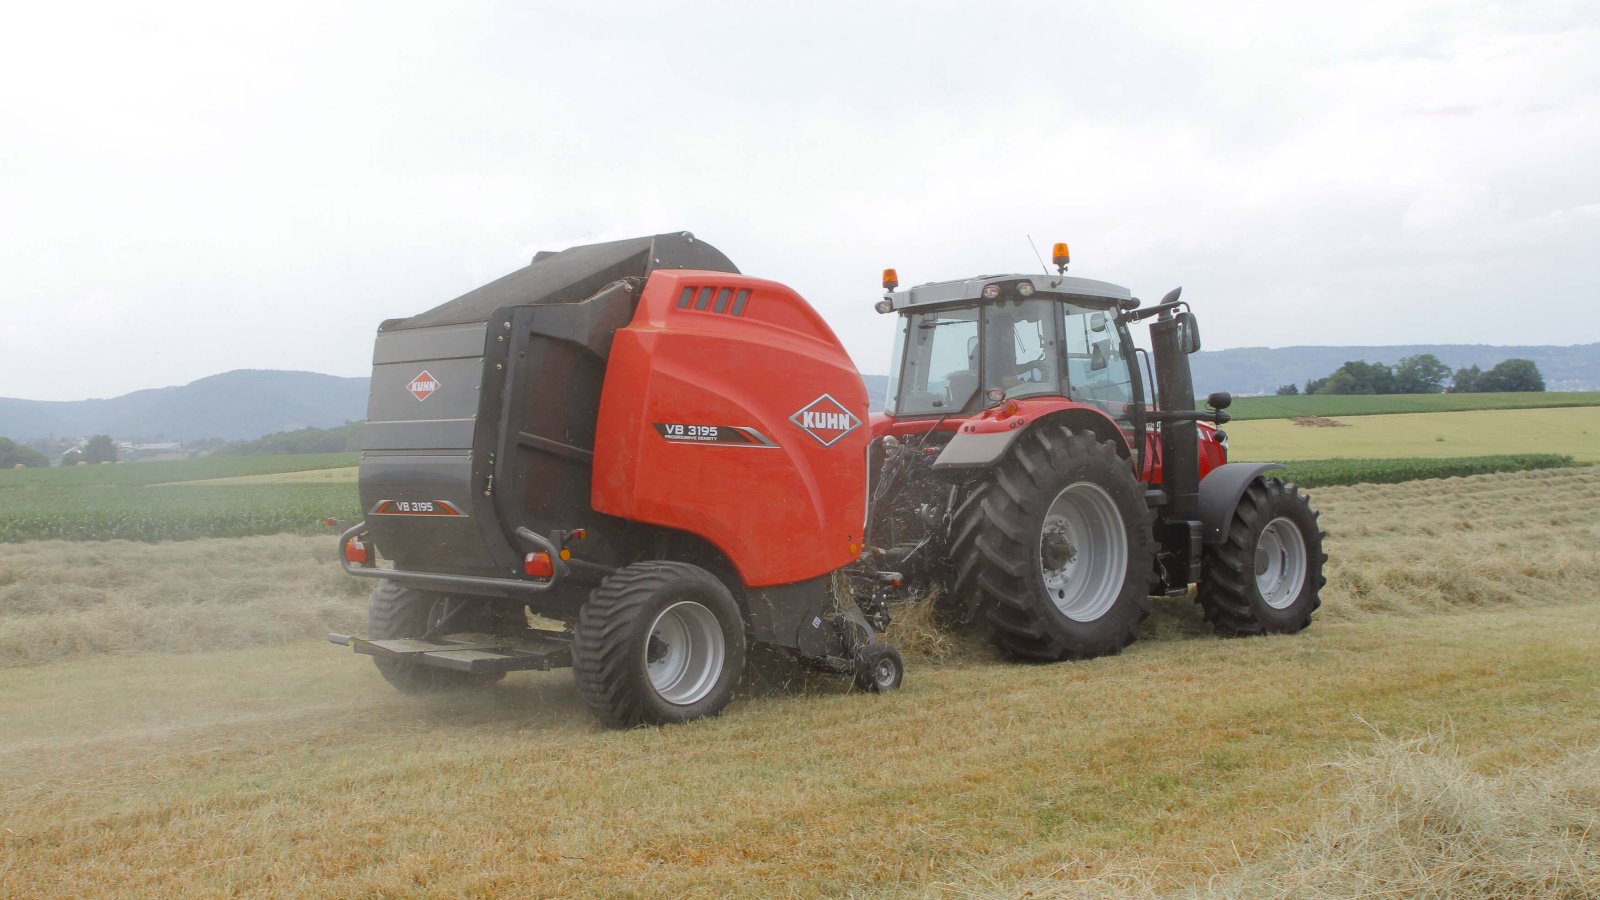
1449, 365, 1481, 393
1311, 361, 1396, 395
0, 438, 49, 468
1275, 383, 1300, 396
1393, 354, 1451, 394
1475, 358, 1545, 393
84, 435, 118, 464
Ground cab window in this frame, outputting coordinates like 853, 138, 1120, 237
1062, 305, 1135, 420
892, 306, 980, 416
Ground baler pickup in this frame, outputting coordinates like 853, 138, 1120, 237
328, 631, 573, 674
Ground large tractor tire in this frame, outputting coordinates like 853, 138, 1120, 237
366, 581, 506, 692
1198, 478, 1326, 635
573, 561, 746, 727
951, 425, 1156, 660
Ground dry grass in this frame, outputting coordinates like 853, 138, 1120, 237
0, 534, 368, 666
1, 469, 1597, 896
1202, 736, 1600, 898
1310, 465, 1600, 620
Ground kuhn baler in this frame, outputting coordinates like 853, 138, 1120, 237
331, 232, 1325, 727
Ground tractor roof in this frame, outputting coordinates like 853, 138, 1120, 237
882, 273, 1131, 313
382, 232, 739, 331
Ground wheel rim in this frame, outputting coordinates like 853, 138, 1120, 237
645, 600, 726, 706
1254, 517, 1308, 610
872, 657, 897, 689
1039, 482, 1129, 622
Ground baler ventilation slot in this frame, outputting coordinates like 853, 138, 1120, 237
675, 285, 751, 317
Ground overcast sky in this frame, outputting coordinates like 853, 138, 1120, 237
2, 1, 1596, 401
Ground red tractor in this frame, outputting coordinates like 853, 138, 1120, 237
330, 233, 1325, 727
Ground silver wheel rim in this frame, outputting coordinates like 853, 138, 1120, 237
872, 657, 897, 689
1039, 482, 1129, 622
1255, 517, 1308, 610
646, 600, 726, 706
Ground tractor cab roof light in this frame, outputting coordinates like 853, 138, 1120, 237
981, 283, 1002, 300
1052, 242, 1070, 273
882, 268, 898, 291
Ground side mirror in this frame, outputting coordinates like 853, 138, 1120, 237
1177, 311, 1201, 354
966, 335, 979, 361
1089, 312, 1107, 333
1207, 391, 1232, 410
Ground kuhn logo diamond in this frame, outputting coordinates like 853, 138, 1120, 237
407, 370, 440, 401
790, 394, 861, 447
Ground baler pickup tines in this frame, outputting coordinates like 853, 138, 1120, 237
328, 631, 573, 674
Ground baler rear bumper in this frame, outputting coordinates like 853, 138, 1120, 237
338, 520, 576, 596
327, 631, 573, 674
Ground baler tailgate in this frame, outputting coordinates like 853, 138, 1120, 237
330, 632, 573, 673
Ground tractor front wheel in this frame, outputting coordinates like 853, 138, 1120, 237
951, 425, 1155, 660
573, 561, 747, 727
1197, 478, 1326, 635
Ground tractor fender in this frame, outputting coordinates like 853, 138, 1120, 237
1197, 462, 1285, 545
929, 428, 1025, 471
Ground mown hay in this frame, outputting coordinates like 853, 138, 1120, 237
0, 534, 368, 666
1200, 737, 1600, 898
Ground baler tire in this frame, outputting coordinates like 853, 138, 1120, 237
1197, 478, 1326, 636
951, 425, 1155, 661
573, 561, 746, 728
852, 644, 904, 693
366, 580, 503, 693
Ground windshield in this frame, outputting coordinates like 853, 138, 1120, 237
888, 297, 1136, 420
890, 307, 980, 417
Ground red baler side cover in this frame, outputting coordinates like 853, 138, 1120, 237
591, 270, 869, 587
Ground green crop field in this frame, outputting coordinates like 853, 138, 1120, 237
1225, 406, 1600, 463
1222, 390, 1600, 420
0, 454, 361, 543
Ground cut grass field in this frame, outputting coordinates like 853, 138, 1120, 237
1226, 405, 1600, 463
1224, 390, 1600, 420
2, 467, 1597, 896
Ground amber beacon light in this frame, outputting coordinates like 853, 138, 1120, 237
1051, 242, 1071, 273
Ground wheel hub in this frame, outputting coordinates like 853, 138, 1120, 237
1041, 529, 1078, 571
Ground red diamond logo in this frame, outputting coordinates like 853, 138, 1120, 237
407, 370, 440, 401
790, 393, 862, 447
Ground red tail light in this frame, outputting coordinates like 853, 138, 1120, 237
344, 540, 372, 566
524, 552, 554, 579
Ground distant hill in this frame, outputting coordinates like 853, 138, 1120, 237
0, 370, 370, 443
1189, 343, 1600, 396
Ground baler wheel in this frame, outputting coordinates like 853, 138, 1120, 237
366, 580, 504, 692
1197, 478, 1326, 635
852, 644, 904, 693
573, 561, 746, 727
951, 425, 1155, 660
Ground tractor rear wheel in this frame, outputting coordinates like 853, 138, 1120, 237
951, 425, 1155, 660
1197, 478, 1325, 635
573, 561, 746, 727
366, 581, 505, 692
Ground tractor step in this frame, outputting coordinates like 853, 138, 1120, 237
328, 630, 573, 674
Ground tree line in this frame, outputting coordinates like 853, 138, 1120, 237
1277, 355, 1545, 396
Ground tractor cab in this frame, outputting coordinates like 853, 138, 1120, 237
878, 273, 1141, 432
